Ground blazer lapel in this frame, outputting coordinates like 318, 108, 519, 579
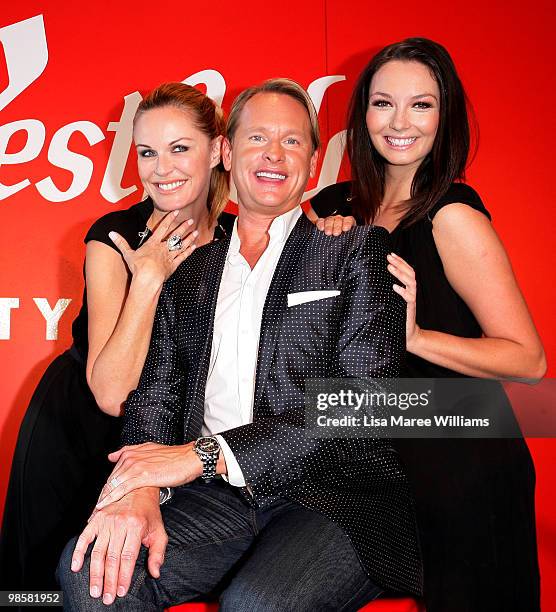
183, 238, 230, 439
253, 214, 314, 415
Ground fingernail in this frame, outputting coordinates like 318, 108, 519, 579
117, 587, 126, 597
71, 559, 79, 571
192, 230, 199, 237
103, 593, 114, 605
187, 218, 194, 225
91, 586, 100, 598
173, 210, 179, 216
108, 232, 116, 241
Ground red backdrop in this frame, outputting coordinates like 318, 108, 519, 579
0, 1, 554, 607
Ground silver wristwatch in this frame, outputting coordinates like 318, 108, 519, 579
194, 436, 221, 482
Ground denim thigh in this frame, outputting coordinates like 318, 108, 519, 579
220, 503, 383, 612
58, 480, 258, 611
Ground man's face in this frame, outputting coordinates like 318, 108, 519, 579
223, 92, 318, 217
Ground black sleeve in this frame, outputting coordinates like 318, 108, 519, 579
310, 181, 354, 219
84, 211, 133, 253
429, 183, 491, 221
121, 276, 184, 446
84, 200, 151, 251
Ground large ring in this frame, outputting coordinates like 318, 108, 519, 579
109, 477, 119, 489
167, 234, 183, 252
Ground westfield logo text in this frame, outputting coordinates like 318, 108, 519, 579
0, 15, 347, 205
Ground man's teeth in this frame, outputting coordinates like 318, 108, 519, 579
386, 137, 416, 146
256, 171, 286, 180
158, 180, 186, 191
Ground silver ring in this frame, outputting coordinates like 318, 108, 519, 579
167, 234, 183, 252
109, 477, 119, 489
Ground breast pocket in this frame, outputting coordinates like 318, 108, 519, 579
287, 290, 341, 308
280, 289, 343, 357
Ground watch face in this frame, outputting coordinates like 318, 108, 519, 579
197, 437, 220, 453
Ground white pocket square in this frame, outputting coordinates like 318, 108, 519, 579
287, 290, 341, 307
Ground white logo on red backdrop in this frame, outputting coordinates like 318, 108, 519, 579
0, 15, 347, 206
0, 15, 348, 340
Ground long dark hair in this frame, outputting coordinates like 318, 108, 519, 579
347, 37, 473, 226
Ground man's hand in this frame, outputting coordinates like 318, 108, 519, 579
71, 487, 166, 605
95, 442, 204, 509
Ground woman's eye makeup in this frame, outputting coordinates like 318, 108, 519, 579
370, 99, 434, 109
413, 101, 433, 109
138, 144, 190, 157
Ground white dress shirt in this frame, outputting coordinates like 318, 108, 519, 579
202, 206, 303, 486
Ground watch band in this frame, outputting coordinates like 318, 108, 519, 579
194, 436, 220, 482
159, 487, 174, 505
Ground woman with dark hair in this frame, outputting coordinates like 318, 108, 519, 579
311, 38, 545, 611
0, 83, 235, 590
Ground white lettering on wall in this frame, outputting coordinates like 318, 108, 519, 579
303, 76, 347, 201
0, 16, 348, 205
100, 92, 142, 203
184, 70, 226, 107
0, 298, 20, 340
35, 122, 105, 202
307, 75, 346, 113
303, 129, 347, 202
0, 119, 46, 199
33, 298, 72, 340
0, 15, 48, 112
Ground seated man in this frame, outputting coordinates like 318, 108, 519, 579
58, 79, 421, 611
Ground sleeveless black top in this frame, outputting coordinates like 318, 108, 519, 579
311, 182, 539, 611
71, 198, 235, 362
311, 182, 490, 378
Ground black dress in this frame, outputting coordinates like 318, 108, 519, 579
311, 182, 540, 612
0, 199, 235, 590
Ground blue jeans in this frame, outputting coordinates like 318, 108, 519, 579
58, 479, 382, 611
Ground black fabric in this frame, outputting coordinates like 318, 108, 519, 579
73, 199, 235, 362
311, 182, 540, 611
0, 200, 236, 590
70, 198, 154, 362
121, 215, 423, 595
0, 352, 120, 590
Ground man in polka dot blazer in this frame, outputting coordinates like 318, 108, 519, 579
59, 79, 421, 610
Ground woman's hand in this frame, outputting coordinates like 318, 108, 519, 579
315, 215, 357, 236
387, 252, 421, 352
108, 210, 198, 286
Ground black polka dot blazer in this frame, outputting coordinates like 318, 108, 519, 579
122, 213, 422, 595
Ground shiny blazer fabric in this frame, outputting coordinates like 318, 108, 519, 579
121, 214, 422, 595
